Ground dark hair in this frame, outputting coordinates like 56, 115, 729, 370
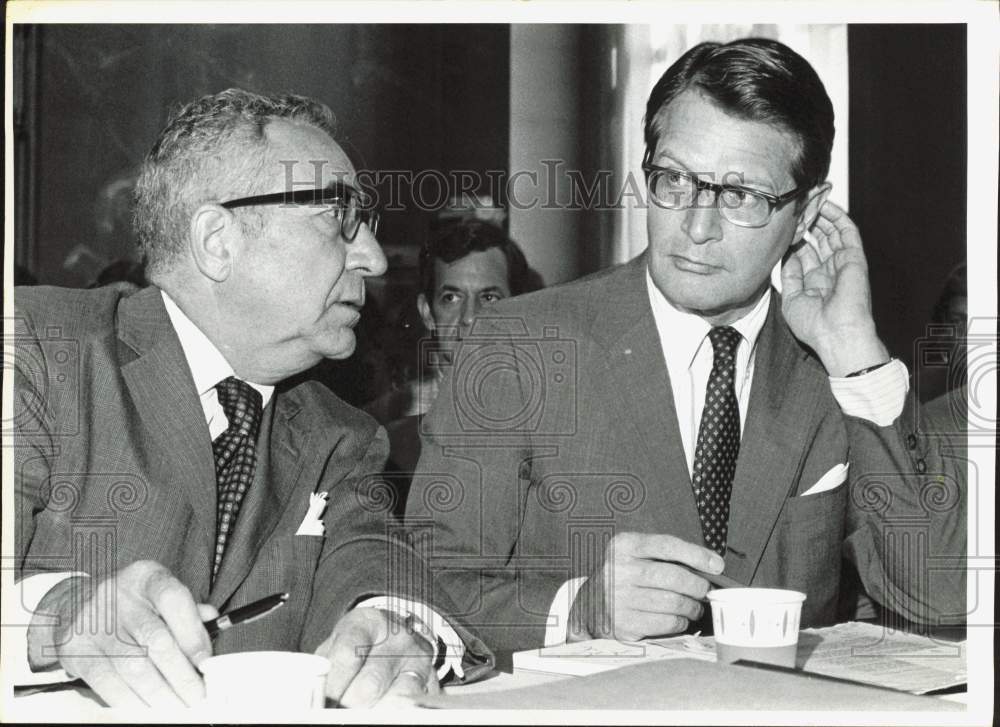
643, 38, 835, 193
931, 262, 967, 325
418, 220, 539, 299
134, 88, 337, 276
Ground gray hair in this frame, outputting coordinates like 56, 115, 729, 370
133, 88, 337, 276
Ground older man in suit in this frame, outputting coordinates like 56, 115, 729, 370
406, 38, 965, 651
12, 89, 489, 706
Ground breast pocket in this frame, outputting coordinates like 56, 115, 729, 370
287, 534, 325, 593
782, 480, 849, 532
769, 482, 850, 625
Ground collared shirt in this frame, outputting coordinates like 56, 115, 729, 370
16, 290, 464, 684
161, 291, 274, 438
645, 268, 770, 473
543, 265, 910, 648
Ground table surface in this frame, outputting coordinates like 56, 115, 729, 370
8, 654, 967, 717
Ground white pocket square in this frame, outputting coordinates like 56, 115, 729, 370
295, 491, 328, 536
801, 463, 849, 497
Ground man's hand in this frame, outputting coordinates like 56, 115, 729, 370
316, 607, 440, 708
781, 201, 890, 376
567, 532, 723, 642
27, 561, 217, 707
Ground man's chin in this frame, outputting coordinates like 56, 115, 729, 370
315, 331, 357, 362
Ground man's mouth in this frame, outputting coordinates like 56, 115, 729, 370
671, 255, 722, 274
335, 299, 364, 324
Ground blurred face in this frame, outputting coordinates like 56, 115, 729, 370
221, 119, 387, 380
646, 90, 821, 325
417, 246, 511, 361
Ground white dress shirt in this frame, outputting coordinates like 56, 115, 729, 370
542, 270, 910, 646
13, 291, 462, 684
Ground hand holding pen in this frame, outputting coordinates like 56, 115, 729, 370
568, 532, 732, 643
204, 592, 289, 639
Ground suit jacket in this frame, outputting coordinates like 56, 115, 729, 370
406, 254, 966, 651
13, 284, 491, 668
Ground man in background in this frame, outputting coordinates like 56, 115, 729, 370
407, 38, 966, 651
378, 220, 540, 516
12, 88, 489, 707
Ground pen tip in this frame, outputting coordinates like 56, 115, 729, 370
280, 592, 290, 602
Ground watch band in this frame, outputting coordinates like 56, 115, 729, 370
845, 358, 894, 378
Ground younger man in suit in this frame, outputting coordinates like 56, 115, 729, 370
407, 38, 966, 651
12, 89, 489, 706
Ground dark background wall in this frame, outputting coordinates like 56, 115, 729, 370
848, 24, 967, 372
14, 24, 510, 287
12, 24, 968, 386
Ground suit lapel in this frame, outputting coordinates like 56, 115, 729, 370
723, 296, 826, 583
592, 255, 702, 542
210, 388, 310, 606
118, 287, 217, 597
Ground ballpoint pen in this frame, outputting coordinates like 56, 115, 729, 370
691, 568, 743, 590
204, 592, 290, 639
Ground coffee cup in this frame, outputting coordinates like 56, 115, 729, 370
199, 651, 330, 709
707, 587, 806, 668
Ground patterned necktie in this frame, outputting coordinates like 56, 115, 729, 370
211, 376, 263, 580
691, 326, 743, 555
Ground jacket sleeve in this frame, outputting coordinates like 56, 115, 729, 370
842, 388, 968, 626
301, 424, 493, 681
12, 307, 59, 578
406, 324, 568, 653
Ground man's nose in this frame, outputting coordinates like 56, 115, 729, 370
347, 224, 388, 277
460, 298, 477, 328
681, 188, 724, 245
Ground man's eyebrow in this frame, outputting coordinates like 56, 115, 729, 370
652, 146, 691, 169
653, 147, 781, 192
720, 171, 778, 193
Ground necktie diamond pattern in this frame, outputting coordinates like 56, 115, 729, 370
691, 326, 742, 555
212, 376, 263, 580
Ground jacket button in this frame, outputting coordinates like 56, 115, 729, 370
906, 434, 918, 450
915, 458, 927, 474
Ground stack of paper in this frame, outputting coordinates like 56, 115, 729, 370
512, 622, 966, 695
425, 657, 964, 711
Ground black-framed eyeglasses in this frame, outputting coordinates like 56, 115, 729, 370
642, 163, 803, 228
220, 183, 380, 241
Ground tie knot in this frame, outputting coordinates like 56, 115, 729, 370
708, 326, 742, 366
215, 376, 263, 439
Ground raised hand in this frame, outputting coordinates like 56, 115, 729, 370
567, 532, 723, 642
780, 201, 890, 376
316, 607, 440, 708
28, 561, 217, 707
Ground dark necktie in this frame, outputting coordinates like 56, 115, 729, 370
691, 326, 743, 555
212, 376, 263, 580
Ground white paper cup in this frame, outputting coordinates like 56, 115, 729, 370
706, 588, 806, 668
199, 651, 330, 709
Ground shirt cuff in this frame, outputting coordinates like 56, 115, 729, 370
828, 359, 909, 426
8, 572, 87, 686
354, 596, 465, 681
545, 576, 588, 647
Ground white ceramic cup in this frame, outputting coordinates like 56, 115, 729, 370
706, 588, 806, 668
199, 651, 330, 709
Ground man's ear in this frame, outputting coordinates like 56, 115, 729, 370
189, 204, 236, 282
416, 293, 436, 333
794, 182, 832, 241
